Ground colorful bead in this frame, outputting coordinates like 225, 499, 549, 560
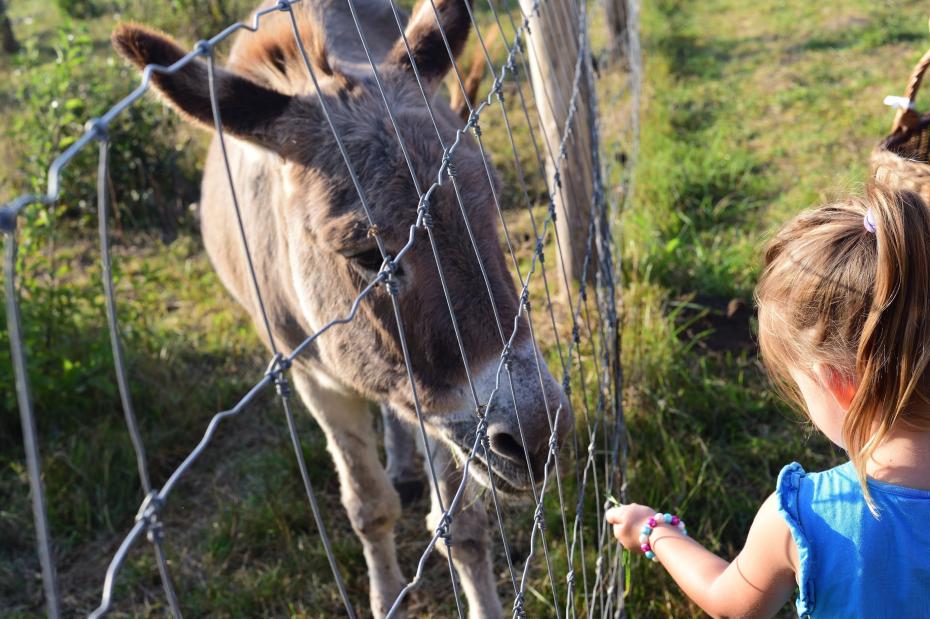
640, 511, 687, 562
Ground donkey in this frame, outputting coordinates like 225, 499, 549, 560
113, 1, 570, 617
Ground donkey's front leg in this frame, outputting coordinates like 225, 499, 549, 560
292, 370, 405, 619
381, 403, 425, 506
426, 438, 503, 619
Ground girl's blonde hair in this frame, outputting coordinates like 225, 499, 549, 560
756, 184, 930, 511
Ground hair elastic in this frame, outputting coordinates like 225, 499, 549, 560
864, 209, 877, 234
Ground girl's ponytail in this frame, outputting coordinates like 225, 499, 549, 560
847, 187, 930, 511
757, 184, 930, 515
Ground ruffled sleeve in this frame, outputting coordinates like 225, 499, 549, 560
776, 462, 814, 617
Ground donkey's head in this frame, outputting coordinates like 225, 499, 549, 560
113, 0, 571, 495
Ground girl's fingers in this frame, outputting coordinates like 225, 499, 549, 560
612, 523, 628, 546
605, 506, 625, 524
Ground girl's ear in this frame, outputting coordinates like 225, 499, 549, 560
112, 23, 298, 150
815, 364, 858, 410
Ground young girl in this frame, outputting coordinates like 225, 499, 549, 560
606, 184, 930, 618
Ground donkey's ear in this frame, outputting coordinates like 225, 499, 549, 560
386, 0, 472, 90
112, 23, 294, 147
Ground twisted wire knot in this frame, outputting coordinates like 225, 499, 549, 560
476, 415, 490, 450
562, 375, 572, 396
87, 118, 109, 141
512, 592, 527, 619
384, 274, 399, 296
548, 198, 558, 221
275, 375, 292, 397
135, 491, 166, 543
266, 353, 291, 375
492, 78, 505, 103
468, 111, 482, 134
146, 519, 165, 544
572, 325, 581, 345
436, 513, 453, 546
444, 156, 457, 179
267, 354, 292, 396
566, 569, 576, 588
417, 196, 433, 230
135, 491, 164, 523
275, 0, 291, 10
500, 343, 513, 370
520, 288, 530, 311
194, 40, 213, 56
553, 170, 562, 189
548, 433, 559, 455
533, 503, 547, 531
382, 257, 400, 296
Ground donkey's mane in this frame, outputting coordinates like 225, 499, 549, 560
229, 9, 346, 96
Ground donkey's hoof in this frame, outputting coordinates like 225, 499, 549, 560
393, 478, 425, 506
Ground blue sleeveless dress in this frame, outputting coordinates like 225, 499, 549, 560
776, 461, 930, 618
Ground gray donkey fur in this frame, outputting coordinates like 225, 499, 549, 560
113, 1, 570, 616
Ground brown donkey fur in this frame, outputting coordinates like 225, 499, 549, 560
114, 2, 569, 617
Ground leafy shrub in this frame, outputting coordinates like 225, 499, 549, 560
54, 0, 101, 19
1, 22, 210, 548
8, 24, 203, 235
115, 0, 256, 40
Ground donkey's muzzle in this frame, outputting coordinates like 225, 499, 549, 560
480, 380, 572, 492
487, 421, 548, 481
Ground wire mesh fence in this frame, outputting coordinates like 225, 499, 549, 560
1, 0, 641, 616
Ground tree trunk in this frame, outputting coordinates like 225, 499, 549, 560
0, 0, 18, 54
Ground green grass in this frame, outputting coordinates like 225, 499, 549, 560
611, 0, 929, 615
2, 0, 927, 616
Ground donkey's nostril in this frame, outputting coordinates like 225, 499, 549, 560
489, 430, 528, 466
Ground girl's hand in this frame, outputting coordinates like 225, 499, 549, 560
605, 503, 656, 549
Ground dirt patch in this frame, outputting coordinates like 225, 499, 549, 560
674, 294, 757, 354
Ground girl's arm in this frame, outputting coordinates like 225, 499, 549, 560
606, 493, 798, 618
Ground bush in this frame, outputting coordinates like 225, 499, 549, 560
54, 0, 101, 19
8, 24, 203, 235
115, 0, 256, 40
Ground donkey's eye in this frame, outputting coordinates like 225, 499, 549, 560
349, 247, 384, 272
347, 246, 405, 278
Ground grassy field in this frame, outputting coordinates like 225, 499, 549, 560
2, 0, 929, 617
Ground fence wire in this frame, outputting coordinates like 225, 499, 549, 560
1, 0, 641, 616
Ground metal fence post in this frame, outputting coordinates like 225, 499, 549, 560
2, 217, 61, 619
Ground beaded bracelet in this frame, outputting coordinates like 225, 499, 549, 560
638, 512, 687, 562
